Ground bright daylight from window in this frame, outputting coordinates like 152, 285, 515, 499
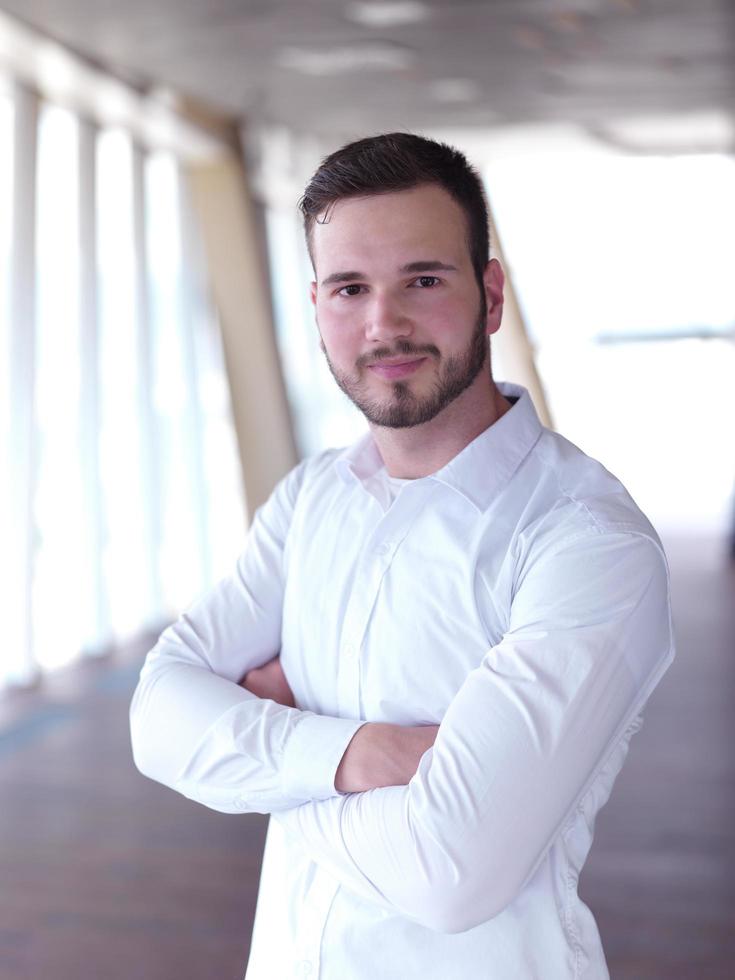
486, 148, 735, 535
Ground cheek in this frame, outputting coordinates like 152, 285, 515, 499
317, 307, 357, 360
422, 295, 475, 338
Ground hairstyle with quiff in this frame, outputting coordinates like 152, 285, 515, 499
299, 132, 491, 287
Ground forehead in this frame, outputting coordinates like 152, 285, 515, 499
310, 184, 470, 273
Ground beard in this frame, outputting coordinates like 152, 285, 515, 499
321, 298, 489, 429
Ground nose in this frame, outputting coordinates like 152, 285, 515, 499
364, 292, 413, 344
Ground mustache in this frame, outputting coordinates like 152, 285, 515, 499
356, 340, 440, 369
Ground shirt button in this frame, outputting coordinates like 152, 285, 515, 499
343, 642, 357, 659
297, 961, 313, 976
376, 541, 393, 557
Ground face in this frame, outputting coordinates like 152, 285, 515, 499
310, 184, 504, 429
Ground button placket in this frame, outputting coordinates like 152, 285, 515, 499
292, 875, 338, 979
336, 488, 432, 717
336, 555, 388, 715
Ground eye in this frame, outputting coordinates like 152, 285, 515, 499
337, 284, 364, 297
411, 276, 441, 288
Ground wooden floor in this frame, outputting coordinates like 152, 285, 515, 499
1, 533, 733, 979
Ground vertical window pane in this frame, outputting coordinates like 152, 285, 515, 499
0, 87, 13, 494
0, 88, 12, 427
97, 128, 146, 639
146, 153, 201, 611
32, 104, 83, 671
0, 86, 15, 686
196, 310, 246, 579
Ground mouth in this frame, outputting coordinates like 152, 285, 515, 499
366, 357, 428, 380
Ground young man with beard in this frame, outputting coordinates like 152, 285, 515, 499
131, 133, 674, 979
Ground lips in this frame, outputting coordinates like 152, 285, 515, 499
366, 357, 428, 380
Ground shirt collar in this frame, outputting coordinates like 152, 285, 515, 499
335, 382, 544, 512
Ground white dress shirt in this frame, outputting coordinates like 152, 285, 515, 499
130, 382, 675, 980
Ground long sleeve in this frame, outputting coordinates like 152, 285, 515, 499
129, 460, 364, 815
274, 530, 675, 932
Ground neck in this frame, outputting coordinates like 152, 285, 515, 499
369, 375, 513, 479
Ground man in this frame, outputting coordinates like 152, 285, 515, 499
130, 133, 674, 979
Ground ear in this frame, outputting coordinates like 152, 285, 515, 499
310, 281, 317, 307
482, 258, 504, 337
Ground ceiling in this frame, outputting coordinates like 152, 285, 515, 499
0, 0, 732, 149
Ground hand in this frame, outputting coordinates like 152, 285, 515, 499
335, 722, 439, 793
240, 655, 296, 708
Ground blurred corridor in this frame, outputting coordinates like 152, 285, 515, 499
1, 2, 734, 978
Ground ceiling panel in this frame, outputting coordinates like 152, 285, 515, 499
0, 0, 731, 145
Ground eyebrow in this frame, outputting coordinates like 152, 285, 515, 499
320, 260, 458, 287
320, 270, 364, 287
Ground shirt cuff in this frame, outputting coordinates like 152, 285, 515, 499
281, 713, 366, 801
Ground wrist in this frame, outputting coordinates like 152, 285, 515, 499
335, 722, 437, 793
336, 723, 398, 793
334, 723, 372, 793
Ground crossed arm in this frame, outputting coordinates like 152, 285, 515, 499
131, 473, 673, 934
241, 656, 436, 793
237, 532, 674, 933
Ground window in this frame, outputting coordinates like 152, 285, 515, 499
486, 149, 735, 534
1, 85, 244, 689
33, 104, 84, 670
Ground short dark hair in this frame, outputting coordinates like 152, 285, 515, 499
299, 132, 490, 286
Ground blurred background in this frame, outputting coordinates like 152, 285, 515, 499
0, 1, 733, 977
